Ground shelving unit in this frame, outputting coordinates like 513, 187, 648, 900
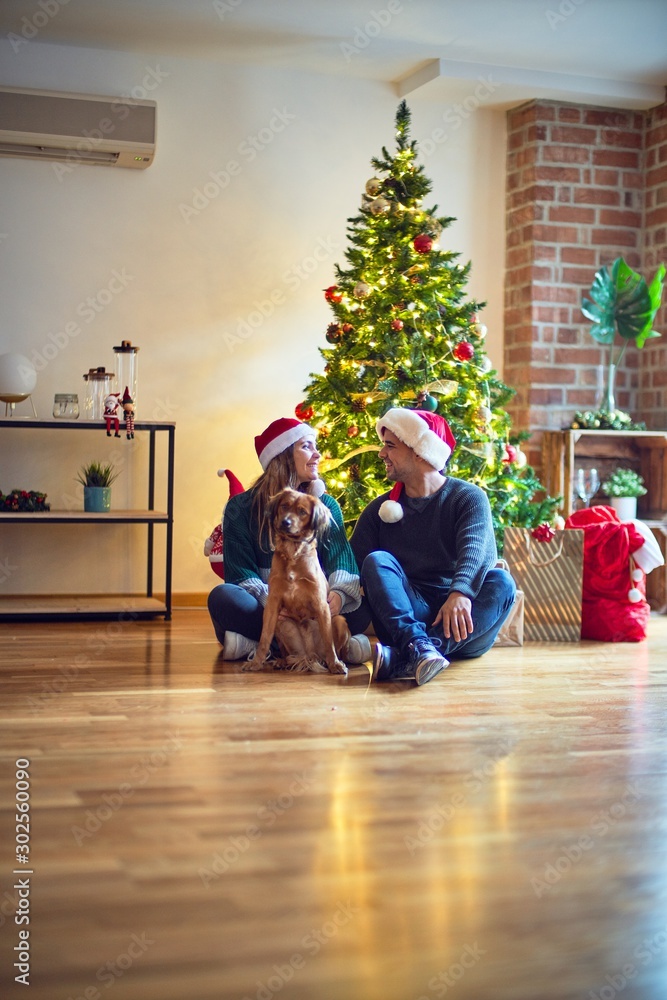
0, 418, 175, 621
541, 429, 667, 519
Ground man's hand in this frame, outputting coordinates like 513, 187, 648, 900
433, 591, 473, 642
327, 591, 343, 617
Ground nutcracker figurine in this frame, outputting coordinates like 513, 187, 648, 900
122, 386, 135, 440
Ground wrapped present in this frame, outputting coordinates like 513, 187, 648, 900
503, 528, 584, 641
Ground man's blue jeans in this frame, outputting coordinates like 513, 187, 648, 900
360, 551, 516, 660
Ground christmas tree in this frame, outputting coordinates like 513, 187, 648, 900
298, 101, 558, 546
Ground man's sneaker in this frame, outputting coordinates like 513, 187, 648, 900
222, 631, 258, 661
372, 642, 414, 682
341, 633, 372, 664
406, 637, 449, 686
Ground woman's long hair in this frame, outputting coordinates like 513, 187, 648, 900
250, 445, 312, 546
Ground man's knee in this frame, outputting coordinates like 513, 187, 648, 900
362, 550, 396, 574
483, 568, 516, 609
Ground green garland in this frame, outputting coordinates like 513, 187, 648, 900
570, 409, 646, 431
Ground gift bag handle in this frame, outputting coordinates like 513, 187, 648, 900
524, 533, 565, 567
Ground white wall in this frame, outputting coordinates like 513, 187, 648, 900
0, 39, 506, 598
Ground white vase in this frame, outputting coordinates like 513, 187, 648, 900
609, 496, 637, 521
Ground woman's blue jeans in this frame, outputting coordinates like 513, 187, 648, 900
207, 583, 371, 646
360, 551, 516, 660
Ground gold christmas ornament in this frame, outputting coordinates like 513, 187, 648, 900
369, 197, 391, 216
471, 321, 488, 339
365, 178, 382, 196
353, 281, 372, 299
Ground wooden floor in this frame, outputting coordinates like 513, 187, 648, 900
1, 610, 667, 1000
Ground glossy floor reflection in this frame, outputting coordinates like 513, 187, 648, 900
1, 611, 666, 1000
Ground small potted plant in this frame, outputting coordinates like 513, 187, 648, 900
601, 468, 647, 521
76, 461, 119, 512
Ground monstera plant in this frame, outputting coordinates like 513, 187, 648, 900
573, 257, 665, 430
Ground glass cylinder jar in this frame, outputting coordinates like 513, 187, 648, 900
82, 367, 115, 420
53, 393, 79, 419
113, 340, 139, 418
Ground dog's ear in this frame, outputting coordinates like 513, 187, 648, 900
266, 489, 287, 550
308, 495, 331, 540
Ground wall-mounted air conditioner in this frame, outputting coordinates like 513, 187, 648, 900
0, 86, 156, 169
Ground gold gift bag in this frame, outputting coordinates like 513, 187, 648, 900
503, 528, 584, 642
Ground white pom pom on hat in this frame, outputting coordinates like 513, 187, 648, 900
379, 482, 404, 522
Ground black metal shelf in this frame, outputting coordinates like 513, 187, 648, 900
0, 419, 175, 621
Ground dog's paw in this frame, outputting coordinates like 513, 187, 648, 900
241, 658, 265, 672
329, 659, 348, 676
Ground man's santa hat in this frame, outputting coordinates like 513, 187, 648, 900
254, 417, 325, 496
376, 408, 456, 523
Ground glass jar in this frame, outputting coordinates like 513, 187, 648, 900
53, 393, 80, 419
82, 367, 115, 420
113, 340, 139, 418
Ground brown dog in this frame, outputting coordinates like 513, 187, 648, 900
245, 488, 350, 674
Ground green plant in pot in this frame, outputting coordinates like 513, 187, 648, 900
601, 467, 647, 521
572, 257, 664, 430
76, 461, 119, 513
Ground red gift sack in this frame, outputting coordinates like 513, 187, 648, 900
564, 505, 650, 642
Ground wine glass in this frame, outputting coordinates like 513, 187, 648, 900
575, 467, 600, 508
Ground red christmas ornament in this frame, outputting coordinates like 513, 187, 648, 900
326, 323, 342, 343
347, 424, 359, 438
453, 341, 475, 362
295, 401, 314, 422
324, 285, 343, 303
531, 523, 556, 543
342, 323, 355, 334
391, 319, 404, 331
503, 444, 518, 464
413, 234, 433, 254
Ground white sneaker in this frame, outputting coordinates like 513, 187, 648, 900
341, 633, 372, 664
223, 631, 258, 661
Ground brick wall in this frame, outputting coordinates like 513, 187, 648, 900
504, 98, 666, 467
639, 100, 667, 428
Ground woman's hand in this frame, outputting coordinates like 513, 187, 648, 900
327, 591, 343, 617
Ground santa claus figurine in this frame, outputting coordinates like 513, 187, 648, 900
122, 386, 135, 439
103, 393, 121, 437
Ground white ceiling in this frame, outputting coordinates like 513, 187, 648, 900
0, 0, 665, 109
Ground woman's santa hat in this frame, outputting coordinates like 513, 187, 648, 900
254, 417, 325, 495
376, 408, 456, 523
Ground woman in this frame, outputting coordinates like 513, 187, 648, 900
207, 416, 371, 664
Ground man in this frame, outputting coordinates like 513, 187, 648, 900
350, 408, 516, 685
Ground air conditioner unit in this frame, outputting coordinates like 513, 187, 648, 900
0, 86, 156, 169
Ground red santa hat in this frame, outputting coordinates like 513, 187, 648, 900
376, 408, 456, 523
254, 417, 325, 496
217, 468, 245, 497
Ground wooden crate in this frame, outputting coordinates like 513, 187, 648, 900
542, 430, 667, 518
